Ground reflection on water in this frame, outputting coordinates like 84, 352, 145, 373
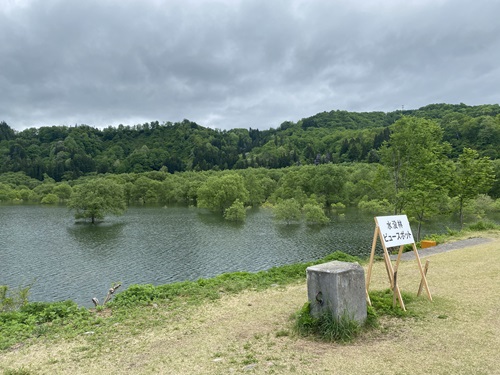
0, 204, 473, 307
67, 222, 125, 245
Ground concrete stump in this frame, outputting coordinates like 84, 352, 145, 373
306, 261, 367, 323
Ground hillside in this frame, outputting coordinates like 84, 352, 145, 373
1, 103, 499, 181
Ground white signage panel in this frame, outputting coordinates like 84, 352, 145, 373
375, 215, 414, 247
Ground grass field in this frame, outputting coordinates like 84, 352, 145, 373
1, 235, 499, 374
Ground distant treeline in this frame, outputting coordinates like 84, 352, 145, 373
1, 103, 500, 182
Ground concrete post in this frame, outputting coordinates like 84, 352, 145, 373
306, 261, 367, 323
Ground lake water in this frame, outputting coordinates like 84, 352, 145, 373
0, 204, 465, 307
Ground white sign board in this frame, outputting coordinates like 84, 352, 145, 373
375, 215, 414, 247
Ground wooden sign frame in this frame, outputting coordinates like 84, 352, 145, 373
365, 215, 432, 310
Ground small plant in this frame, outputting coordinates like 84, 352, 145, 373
0, 284, 31, 312
294, 302, 361, 343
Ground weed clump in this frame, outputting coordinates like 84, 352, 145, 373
294, 302, 362, 343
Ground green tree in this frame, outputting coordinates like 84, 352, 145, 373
53, 183, 73, 202
0, 183, 16, 201
197, 173, 249, 214
68, 178, 126, 224
273, 198, 302, 224
131, 176, 161, 204
41, 193, 59, 204
379, 117, 452, 240
303, 203, 330, 225
451, 148, 495, 227
223, 199, 246, 222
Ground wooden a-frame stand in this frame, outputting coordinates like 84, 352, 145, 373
365, 221, 432, 311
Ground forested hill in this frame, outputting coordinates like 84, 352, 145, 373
1, 103, 499, 181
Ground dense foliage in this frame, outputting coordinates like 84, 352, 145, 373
1, 104, 499, 182
1, 103, 498, 226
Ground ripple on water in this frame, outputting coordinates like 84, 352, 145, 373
0, 204, 466, 306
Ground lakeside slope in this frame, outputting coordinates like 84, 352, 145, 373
2, 236, 499, 374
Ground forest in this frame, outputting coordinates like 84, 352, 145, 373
1, 103, 500, 180
1, 103, 499, 238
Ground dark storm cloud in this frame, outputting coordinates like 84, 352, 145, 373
1, 0, 499, 131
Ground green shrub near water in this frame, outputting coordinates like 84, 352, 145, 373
0, 285, 30, 312
465, 220, 499, 231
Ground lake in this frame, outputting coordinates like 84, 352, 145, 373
0, 204, 465, 307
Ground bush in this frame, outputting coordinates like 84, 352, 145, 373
223, 199, 246, 222
111, 251, 363, 308
357, 198, 392, 214
303, 203, 330, 225
465, 220, 499, 231
0, 300, 93, 350
41, 193, 59, 204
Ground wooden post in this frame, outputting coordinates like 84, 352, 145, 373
394, 245, 406, 311
392, 270, 398, 307
412, 244, 432, 301
365, 225, 379, 306
417, 260, 430, 297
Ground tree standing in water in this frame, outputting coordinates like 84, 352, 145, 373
68, 178, 126, 224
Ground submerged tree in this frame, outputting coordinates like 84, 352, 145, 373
223, 199, 246, 222
68, 178, 126, 223
303, 203, 330, 225
197, 173, 249, 214
273, 198, 302, 224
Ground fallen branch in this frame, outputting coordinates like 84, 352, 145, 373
92, 282, 122, 307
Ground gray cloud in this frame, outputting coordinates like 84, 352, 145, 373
1, 0, 499, 131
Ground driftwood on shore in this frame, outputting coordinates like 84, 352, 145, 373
91, 283, 122, 307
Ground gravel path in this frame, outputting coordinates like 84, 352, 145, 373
389, 237, 493, 261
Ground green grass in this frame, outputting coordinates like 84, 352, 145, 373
0, 251, 362, 351
109, 250, 362, 308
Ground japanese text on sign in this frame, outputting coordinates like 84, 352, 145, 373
375, 215, 414, 247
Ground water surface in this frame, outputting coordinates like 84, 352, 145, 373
0, 204, 464, 306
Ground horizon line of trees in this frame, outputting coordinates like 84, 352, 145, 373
1, 103, 499, 183
1, 116, 498, 237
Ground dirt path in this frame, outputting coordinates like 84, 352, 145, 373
390, 237, 493, 261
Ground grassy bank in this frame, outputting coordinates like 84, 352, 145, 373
0, 251, 361, 353
1, 231, 499, 374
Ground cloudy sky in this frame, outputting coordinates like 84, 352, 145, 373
1, 0, 499, 131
